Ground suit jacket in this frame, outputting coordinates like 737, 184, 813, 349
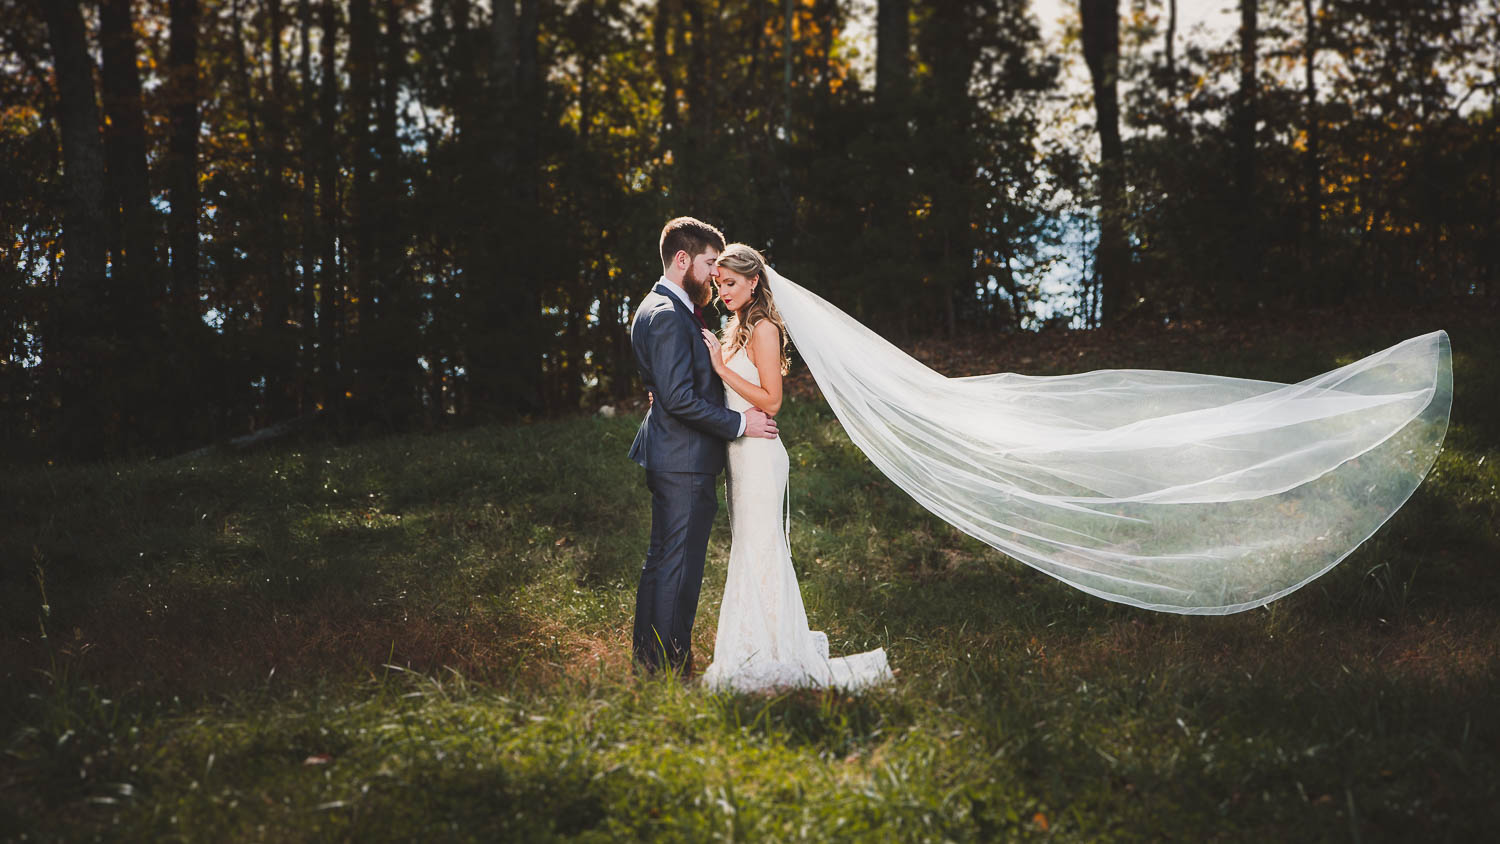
628, 282, 742, 473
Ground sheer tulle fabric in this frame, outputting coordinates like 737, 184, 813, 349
765, 266, 1452, 615
703, 349, 893, 692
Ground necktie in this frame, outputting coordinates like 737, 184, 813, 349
692, 305, 709, 331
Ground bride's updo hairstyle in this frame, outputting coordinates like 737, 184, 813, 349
716, 243, 790, 376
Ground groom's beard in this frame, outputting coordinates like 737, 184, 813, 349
683, 265, 715, 307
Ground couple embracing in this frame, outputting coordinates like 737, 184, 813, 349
628, 217, 893, 693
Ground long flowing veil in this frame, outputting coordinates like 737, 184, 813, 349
765, 266, 1453, 614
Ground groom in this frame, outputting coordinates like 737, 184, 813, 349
628, 216, 778, 678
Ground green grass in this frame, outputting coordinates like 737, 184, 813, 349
3, 309, 1498, 841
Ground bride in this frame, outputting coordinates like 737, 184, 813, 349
696, 243, 894, 693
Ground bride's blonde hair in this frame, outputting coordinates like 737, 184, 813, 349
716, 243, 790, 376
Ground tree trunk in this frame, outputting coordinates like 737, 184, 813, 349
1081, 0, 1131, 321
578, 0, 597, 141
1489, 52, 1499, 299
683, 0, 713, 193
868, 0, 912, 325
348, 0, 377, 419
168, 0, 200, 321
748, 0, 766, 117
493, 0, 517, 79
513, 0, 543, 412
317, 0, 344, 422
876, 0, 910, 105
460, 0, 499, 415
925, 0, 976, 338
230, 0, 287, 424
373, 0, 418, 426
99, 0, 156, 302
777, 0, 796, 249
1302, 0, 1320, 276
40, 0, 112, 456
265, 0, 295, 420
491, 0, 517, 194
572, 0, 602, 410
99, 0, 159, 445
1234, 0, 1260, 306
782, 0, 793, 133
653, 0, 678, 136
297, 0, 318, 412
462, 0, 540, 416
1164, 0, 1177, 103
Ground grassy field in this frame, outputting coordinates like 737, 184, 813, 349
3, 306, 1497, 841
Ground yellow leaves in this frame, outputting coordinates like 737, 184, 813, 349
1, 104, 44, 130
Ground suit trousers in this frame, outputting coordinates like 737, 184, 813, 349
633, 470, 718, 673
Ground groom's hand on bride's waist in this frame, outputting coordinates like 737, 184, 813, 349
744, 407, 779, 440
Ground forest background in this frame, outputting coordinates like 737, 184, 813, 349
1, 0, 1496, 461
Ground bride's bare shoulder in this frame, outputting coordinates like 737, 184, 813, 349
748, 319, 779, 354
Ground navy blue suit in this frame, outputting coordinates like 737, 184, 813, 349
628, 282, 742, 673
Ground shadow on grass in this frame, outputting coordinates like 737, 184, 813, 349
709, 684, 911, 757
0, 415, 656, 718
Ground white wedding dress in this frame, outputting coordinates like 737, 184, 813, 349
702, 347, 894, 693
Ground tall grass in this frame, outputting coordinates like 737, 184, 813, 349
3, 309, 1497, 840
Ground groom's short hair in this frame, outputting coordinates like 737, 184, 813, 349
659, 217, 726, 269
